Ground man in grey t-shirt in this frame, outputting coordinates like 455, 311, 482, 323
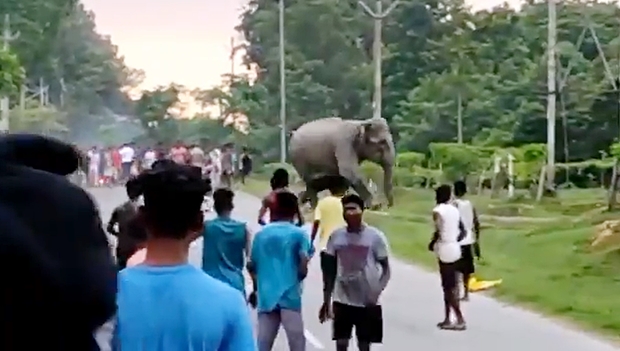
320, 194, 391, 351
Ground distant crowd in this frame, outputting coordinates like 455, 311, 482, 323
79, 141, 253, 188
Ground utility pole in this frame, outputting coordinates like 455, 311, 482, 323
0, 14, 20, 133
545, 0, 557, 190
279, 0, 286, 163
359, 0, 399, 119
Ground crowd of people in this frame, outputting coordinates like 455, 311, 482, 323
0, 133, 482, 350
82, 141, 253, 189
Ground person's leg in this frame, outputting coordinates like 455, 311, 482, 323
459, 245, 474, 301
354, 305, 383, 351
257, 311, 281, 351
438, 261, 451, 327
281, 309, 306, 351
439, 262, 466, 330
332, 302, 355, 351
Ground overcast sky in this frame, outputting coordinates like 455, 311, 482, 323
81, 0, 520, 89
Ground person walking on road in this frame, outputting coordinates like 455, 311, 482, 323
87, 145, 100, 187
118, 142, 135, 182
115, 162, 254, 350
310, 177, 347, 287
249, 191, 312, 351
106, 177, 142, 270
240, 147, 253, 184
319, 194, 391, 351
257, 168, 303, 226
428, 184, 467, 331
453, 180, 481, 301
201, 188, 252, 295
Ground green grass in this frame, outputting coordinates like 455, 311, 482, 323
241, 178, 620, 337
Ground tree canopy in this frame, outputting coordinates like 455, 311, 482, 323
222, 0, 620, 165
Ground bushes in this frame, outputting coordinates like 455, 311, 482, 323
257, 162, 300, 183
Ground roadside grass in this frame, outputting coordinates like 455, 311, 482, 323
241, 178, 620, 336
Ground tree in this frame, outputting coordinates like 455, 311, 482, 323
0, 48, 25, 96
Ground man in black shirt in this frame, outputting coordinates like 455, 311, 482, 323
240, 147, 252, 184
107, 177, 143, 270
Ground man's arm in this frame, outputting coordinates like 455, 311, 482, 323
220, 293, 256, 351
106, 208, 119, 236
373, 231, 391, 292
297, 230, 311, 280
243, 225, 252, 259
321, 235, 338, 304
428, 211, 441, 251
473, 207, 481, 257
310, 201, 322, 244
257, 197, 269, 224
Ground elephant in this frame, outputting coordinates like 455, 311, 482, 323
289, 117, 395, 208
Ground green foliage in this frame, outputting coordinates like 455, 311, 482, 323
396, 152, 425, 169
0, 49, 24, 96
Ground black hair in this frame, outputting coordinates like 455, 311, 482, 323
125, 177, 142, 200
328, 176, 349, 196
453, 180, 467, 197
213, 188, 234, 215
271, 192, 299, 219
435, 184, 452, 204
270, 168, 289, 190
137, 163, 211, 239
341, 193, 365, 210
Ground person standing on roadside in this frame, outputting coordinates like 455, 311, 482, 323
240, 147, 253, 184
115, 163, 254, 350
249, 191, 311, 351
118, 142, 135, 182
428, 184, 467, 330
111, 146, 122, 183
453, 180, 481, 301
142, 145, 157, 170
87, 145, 100, 187
319, 194, 391, 351
201, 188, 251, 295
257, 168, 303, 226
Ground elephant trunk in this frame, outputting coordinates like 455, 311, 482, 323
382, 163, 394, 207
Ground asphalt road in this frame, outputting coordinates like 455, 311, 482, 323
90, 186, 619, 351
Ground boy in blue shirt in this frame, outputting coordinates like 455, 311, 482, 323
115, 163, 255, 351
249, 191, 311, 351
202, 188, 251, 294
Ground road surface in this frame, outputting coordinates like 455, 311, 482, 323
91, 187, 619, 351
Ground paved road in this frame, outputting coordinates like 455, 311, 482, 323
91, 187, 619, 351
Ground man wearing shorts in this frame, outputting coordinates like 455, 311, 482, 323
320, 194, 391, 351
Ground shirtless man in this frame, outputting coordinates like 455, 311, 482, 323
257, 168, 304, 227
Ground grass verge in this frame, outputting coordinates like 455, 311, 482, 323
241, 178, 620, 337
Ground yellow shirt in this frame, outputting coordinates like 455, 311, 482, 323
314, 195, 346, 250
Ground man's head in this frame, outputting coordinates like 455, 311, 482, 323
341, 194, 365, 228
125, 177, 142, 201
213, 188, 234, 216
271, 192, 299, 222
435, 184, 452, 204
137, 163, 210, 240
328, 176, 349, 197
270, 168, 289, 190
454, 180, 467, 198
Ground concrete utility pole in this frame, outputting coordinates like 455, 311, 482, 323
545, 0, 557, 190
1, 14, 20, 133
278, 0, 286, 163
359, 0, 399, 119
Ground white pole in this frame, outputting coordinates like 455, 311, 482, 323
0, 14, 20, 133
507, 154, 515, 198
278, 0, 286, 163
546, 0, 557, 190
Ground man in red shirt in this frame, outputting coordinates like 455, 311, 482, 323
111, 147, 122, 183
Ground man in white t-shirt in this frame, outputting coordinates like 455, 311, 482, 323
428, 184, 466, 331
118, 143, 135, 182
453, 180, 480, 301
87, 146, 100, 187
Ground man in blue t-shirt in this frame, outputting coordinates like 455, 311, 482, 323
249, 191, 311, 351
115, 163, 255, 351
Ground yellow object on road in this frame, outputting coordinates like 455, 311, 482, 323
468, 276, 502, 292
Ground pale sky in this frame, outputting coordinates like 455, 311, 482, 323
81, 0, 518, 90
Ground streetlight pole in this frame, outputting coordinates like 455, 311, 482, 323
1, 14, 20, 133
359, 0, 399, 119
545, 0, 557, 191
279, 0, 286, 163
